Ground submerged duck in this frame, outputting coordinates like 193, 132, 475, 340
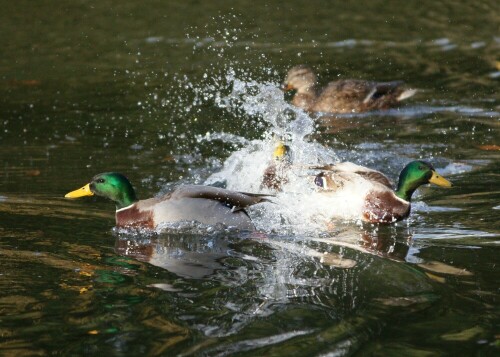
312, 161, 451, 223
283, 65, 416, 113
65, 173, 270, 230
261, 141, 291, 190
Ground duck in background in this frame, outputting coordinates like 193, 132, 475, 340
65, 172, 270, 231
283, 65, 416, 113
312, 160, 451, 223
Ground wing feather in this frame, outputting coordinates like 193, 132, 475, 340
170, 185, 272, 209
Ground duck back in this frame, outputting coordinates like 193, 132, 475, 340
152, 197, 256, 230
312, 80, 412, 113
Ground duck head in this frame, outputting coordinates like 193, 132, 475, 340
273, 141, 291, 162
283, 65, 317, 93
65, 172, 138, 210
395, 161, 452, 201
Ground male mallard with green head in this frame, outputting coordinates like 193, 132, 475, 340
313, 161, 451, 223
65, 173, 270, 230
283, 65, 416, 113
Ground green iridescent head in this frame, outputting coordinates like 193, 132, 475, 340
65, 172, 138, 210
395, 161, 451, 201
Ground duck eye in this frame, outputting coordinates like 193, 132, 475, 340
418, 165, 425, 170
314, 175, 327, 188
96, 178, 105, 184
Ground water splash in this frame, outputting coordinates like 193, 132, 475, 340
197, 69, 473, 234
199, 69, 384, 233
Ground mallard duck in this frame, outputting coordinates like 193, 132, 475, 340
283, 65, 416, 113
65, 173, 270, 230
312, 161, 451, 223
261, 141, 291, 190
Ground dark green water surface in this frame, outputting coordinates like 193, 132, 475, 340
1, 1, 499, 356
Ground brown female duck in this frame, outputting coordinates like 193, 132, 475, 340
283, 65, 416, 113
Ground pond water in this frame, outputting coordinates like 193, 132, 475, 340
1, 1, 499, 355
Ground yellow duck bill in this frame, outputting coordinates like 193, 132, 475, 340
429, 171, 452, 187
65, 183, 94, 198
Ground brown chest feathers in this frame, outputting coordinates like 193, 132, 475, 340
362, 191, 410, 224
115, 205, 155, 229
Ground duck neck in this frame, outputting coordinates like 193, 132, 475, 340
395, 172, 422, 202
294, 88, 317, 110
115, 191, 138, 210
298, 85, 316, 96
395, 184, 416, 202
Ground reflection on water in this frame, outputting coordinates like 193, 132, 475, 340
115, 234, 233, 279
114, 228, 436, 318
106, 224, 484, 354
